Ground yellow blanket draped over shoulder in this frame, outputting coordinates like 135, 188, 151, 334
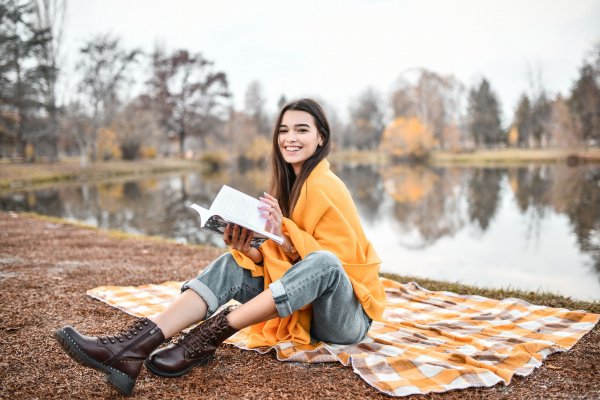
230, 159, 385, 348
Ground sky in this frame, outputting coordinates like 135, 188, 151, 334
62, 0, 600, 122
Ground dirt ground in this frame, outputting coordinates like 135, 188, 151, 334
1, 212, 599, 399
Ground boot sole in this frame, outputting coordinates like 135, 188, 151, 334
144, 355, 213, 378
54, 328, 135, 396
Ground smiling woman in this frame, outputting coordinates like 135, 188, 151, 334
53, 98, 385, 396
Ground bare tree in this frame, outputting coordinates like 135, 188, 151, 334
146, 47, 230, 157
348, 87, 385, 150
244, 80, 269, 136
62, 99, 93, 166
391, 69, 466, 150
74, 34, 140, 165
547, 94, 580, 148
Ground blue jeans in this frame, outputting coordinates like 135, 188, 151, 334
181, 250, 371, 344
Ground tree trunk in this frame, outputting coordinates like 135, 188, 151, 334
178, 129, 185, 158
80, 147, 89, 167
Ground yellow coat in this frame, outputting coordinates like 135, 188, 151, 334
231, 159, 385, 347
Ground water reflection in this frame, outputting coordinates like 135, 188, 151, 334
1, 163, 598, 300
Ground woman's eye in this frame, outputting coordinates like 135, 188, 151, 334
279, 130, 288, 134
298, 129, 308, 133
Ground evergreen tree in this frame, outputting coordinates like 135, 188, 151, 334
0, 0, 51, 159
569, 63, 600, 145
467, 78, 503, 148
531, 93, 551, 147
514, 94, 532, 147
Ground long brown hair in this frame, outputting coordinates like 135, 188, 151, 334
270, 99, 331, 217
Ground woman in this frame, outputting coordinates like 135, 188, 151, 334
54, 98, 386, 395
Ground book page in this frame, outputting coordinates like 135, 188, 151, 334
210, 185, 283, 244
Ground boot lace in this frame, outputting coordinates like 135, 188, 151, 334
177, 314, 228, 354
99, 318, 150, 344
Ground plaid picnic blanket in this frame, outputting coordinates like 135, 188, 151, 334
87, 278, 599, 397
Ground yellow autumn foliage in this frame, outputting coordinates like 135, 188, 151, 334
140, 146, 157, 159
243, 135, 271, 164
379, 117, 435, 159
508, 126, 519, 147
96, 128, 122, 160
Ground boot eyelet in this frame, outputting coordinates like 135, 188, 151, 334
127, 335, 132, 339
133, 331, 138, 335
102, 340, 108, 344
138, 326, 143, 330
110, 340, 115, 343
118, 338, 123, 342
143, 321, 148, 325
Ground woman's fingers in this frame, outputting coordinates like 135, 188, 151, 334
260, 193, 283, 216
225, 224, 254, 252
223, 223, 232, 245
243, 229, 254, 248
232, 224, 241, 248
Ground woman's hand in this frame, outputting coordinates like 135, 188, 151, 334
259, 192, 283, 238
223, 223, 254, 253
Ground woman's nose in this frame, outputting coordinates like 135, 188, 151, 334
287, 131, 298, 141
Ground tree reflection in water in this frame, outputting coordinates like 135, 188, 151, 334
0, 162, 599, 292
374, 164, 464, 249
467, 168, 504, 231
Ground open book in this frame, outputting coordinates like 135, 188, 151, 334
190, 185, 284, 249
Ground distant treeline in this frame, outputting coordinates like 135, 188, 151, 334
1, 1, 599, 164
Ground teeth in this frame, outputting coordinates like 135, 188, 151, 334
286, 146, 301, 152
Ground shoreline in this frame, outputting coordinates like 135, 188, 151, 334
2, 148, 600, 192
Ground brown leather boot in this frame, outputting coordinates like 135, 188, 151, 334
145, 306, 238, 377
54, 318, 165, 395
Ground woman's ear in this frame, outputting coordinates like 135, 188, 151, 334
318, 135, 324, 147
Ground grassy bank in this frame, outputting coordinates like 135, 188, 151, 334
381, 272, 600, 314
330, 148, 600, 166
430, 147, 600, 165
0, 158, 204, 192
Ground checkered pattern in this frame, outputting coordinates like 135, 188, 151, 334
87, 278, 599, 397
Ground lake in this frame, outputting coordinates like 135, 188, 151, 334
1, 162, 599, 301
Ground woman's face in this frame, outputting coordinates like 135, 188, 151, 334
278, 110, 323, 175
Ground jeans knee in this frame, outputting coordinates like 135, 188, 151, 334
217, 252, 236, 265
200, 253, 241, 283
303, 251, 345, 287
309, 250, 342, 269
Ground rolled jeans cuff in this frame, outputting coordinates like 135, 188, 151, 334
269, 280, 293, 317
181, 279, 219, 318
